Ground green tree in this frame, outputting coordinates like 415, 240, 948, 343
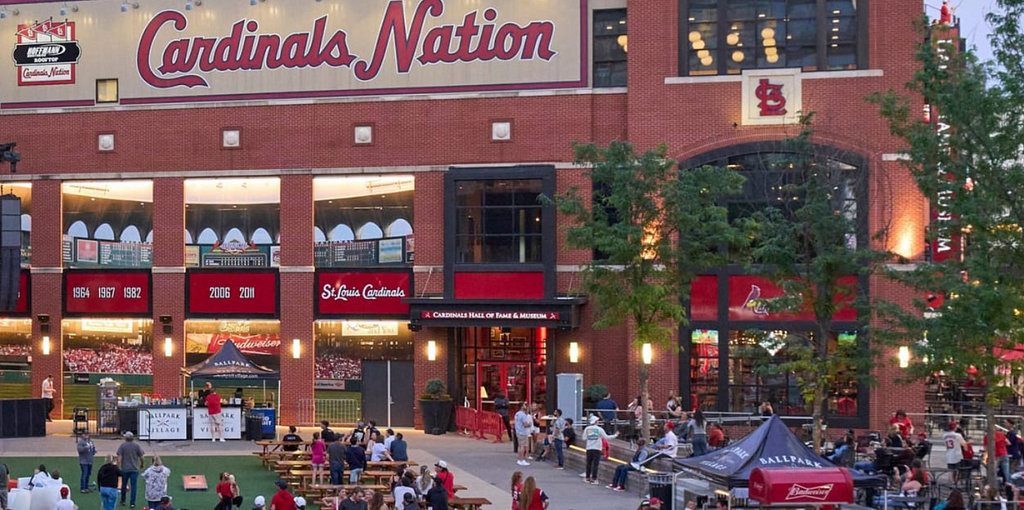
551, 141, 745, 443
871, 6, 1024, 484
742, 118, 888, 454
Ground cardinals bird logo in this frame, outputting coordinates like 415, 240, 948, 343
742, 285, 770, 316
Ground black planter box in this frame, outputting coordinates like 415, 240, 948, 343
419, 399, 453, 435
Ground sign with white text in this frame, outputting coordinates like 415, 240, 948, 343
187, 270, 278, 318
139, 407, 188, 440
1, 0, 586, 109
192, 406, 242, 440
316, 271, 411, 317
64, 270, 152, 317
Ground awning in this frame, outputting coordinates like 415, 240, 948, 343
749, 468, 854, 505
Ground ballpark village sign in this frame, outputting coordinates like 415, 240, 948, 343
2, 0, 586, 108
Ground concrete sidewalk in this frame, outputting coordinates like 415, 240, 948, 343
1, 422, 647, 509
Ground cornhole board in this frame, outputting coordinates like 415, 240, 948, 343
183, 475, 208, 491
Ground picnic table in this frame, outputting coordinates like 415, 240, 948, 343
360, 470, 395, 485
368, 460, 418, 469
255, 440, 311, 454
449, 497, 492, 509
308, 484, 389, 501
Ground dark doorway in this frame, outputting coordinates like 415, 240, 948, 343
362, 360, 415, 428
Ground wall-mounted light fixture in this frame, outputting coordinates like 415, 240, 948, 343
42, 335, 51, 356
569, 342, 579, 363
292, 339, 301, 359
427, 340, 437, 361
642, 343, 652, 365
39, 315, 50, 355
898, 346, 910, 368
164, 337, 173, 357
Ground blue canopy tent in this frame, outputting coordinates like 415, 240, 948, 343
674, 415, 886, 489
182, 340, 280, 407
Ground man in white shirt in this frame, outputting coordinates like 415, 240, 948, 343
652, 421, 679, 458
55, 487, 77, 510
943, 421, 969, 483
42, 375, 55, 422
514, 403, 534, 466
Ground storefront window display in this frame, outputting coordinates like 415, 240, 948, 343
313, 320, 413, 392
185, 178, 280, 268
62, 319, 153, 376
62, 181, 153, 268
459, 327, 548, 412
314, 176, 414, 267
0, 319, 34, 393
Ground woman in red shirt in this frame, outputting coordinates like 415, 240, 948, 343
214, 473, 232, 510
510, 471, 523, 510
517, 476, 549, 510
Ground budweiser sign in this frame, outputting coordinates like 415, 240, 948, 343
785, 484, 834, 501
0, 0, 585, 108
316, 271, 411, 316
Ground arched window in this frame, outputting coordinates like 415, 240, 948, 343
314, 227, 327, 243
251, 228, 273, 245
94, 223, 115, 241
223, 228, 246, 243
67, 221, 88, 238
20, 214, 30, 232
197, 228, 218, 244
120, 225, 142, 243
184, 230, 193, 245
146, 231, 154, 244
386, 219, 413, 237
356, 222, 383, 240
329, 224, 355, 242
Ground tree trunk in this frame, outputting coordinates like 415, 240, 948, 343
641, 362, 651, 444
813, 385, 826, 454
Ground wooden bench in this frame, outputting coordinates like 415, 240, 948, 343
360, 470, 395, 485
367, 460, 419, 469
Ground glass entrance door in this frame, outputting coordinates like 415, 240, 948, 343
477, 362, 531, 413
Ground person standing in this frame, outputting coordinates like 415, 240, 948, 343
0, 455, 8, 510
1007, 420, 1022, 471
97, 454, 122, 510
77, 431, 96, 493
206, 385, 225, 442
425, 477, 448, 510
42, 374, 55, 422
596, 393, 618, 434
583, 415, 618, 485
517, 476, 550, 510
551, 409, 566, 470
944, 421, 969, 484
514, 403, 533, 466
346, 436, 366, 483
116, 431, 146, 508
141, 456, 170, 510
327, 433, 347, 485
510, 471, 523, 510
215, 473, 233, 510
494, 392, 513, 443
269, 480, 296, 510
689, 411, 709, 457
310, 432, 326, 486
985, 427, 1011, 484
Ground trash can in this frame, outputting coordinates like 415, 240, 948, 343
648, 473, 675, 510
245, 412, 264, 440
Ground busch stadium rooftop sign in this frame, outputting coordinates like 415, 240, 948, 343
0, 0, 586, 108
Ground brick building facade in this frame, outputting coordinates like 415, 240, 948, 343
0, 0, 927, 431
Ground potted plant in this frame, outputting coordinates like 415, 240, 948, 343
584, 384, 608, 416
419, 378, 453, 435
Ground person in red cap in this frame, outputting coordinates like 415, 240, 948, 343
55, 486, 77, 510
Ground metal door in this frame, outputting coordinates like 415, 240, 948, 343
362, 360, 415, 428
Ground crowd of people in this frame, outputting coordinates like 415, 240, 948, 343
0, 344, 30, 356
64, 345, 153, 374
313, 353, 361, 380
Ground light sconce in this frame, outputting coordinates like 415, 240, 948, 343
42, 335, 51, 356
642, 343, 652, 365
164, 337, 173, 357
292, 338, 301, 359
427, 340, 437, 361
898, 346, 910, 368
39, 315, 50, 355
569, 342, 579, 363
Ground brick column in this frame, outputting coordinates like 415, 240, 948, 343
151, 178, 185, 399
31, 180, 64, 418
278, 174, 314, 425
413, 327, 448, 429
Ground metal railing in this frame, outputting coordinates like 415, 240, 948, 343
295, 398, 361, 426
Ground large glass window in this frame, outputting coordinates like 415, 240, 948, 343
185, 178, 280, 268
458, 327, 548, 412
63, 181, 153, 268
594, 9, 628, 87
63, 319, 153, 376
691, 329, 720, 410
683, 0, 860, 75
454, 179, 544, 264
313, 176, 414, 267
727, 329, 859, 416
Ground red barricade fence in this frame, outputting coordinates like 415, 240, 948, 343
453, 406, 504, 443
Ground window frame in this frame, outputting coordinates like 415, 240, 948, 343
443, 166, 557, 300
593, 8, 628, 88
677, 0, 869, 76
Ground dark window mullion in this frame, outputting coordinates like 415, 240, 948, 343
717, 1, 728, 75
816, 0, 828, 71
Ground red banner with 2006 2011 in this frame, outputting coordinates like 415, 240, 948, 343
64, 271, 151, 316
187, 271, 277, 317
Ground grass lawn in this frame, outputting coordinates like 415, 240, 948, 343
0, 455, 307, 510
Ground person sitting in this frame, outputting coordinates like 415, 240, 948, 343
885, 469, 926, 508
29, 464, 53, 489
389, 433, 409, 462
887, 423, 905, 448
608, 439, 648, 492
281, 426, 302, 452
649, 421, 679, 458
934, 489, 966, 510
708, 422, 726, 448
828, 436, 854, 467
855, 446, 897, 475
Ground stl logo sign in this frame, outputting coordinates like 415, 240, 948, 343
741, 285, 770, 316
755, 78, 787, 116
13, 18, 81, 86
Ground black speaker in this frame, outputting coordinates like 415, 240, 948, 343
29, 398, 46, 436
0, 194, 20, 312
15, 399, 32, 437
